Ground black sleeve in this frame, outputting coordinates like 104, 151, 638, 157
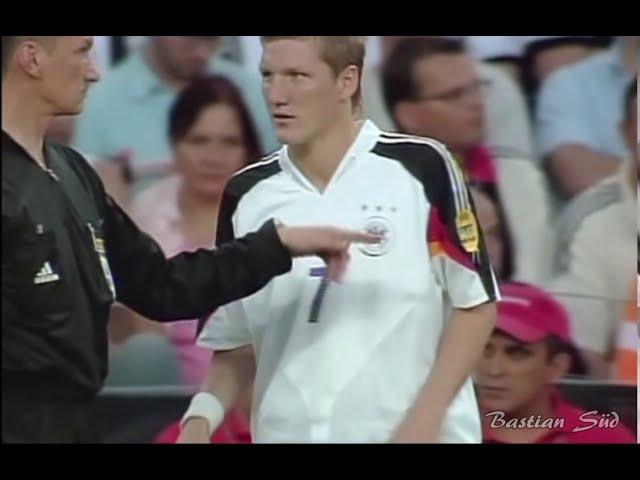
425, 149, 499, 303
104, 194, 292, 322
372, 139, 498, 302
195, 188, 248, 336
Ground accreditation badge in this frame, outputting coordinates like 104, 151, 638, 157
88, 222, 116, 299
456, 209, 480, 254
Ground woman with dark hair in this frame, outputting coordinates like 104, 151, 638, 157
127, 75, 262, 269
468, 183, 515, 282
136, 74, 261, 371
109, 75, 263, 442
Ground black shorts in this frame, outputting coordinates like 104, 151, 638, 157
2, 373, 100, 444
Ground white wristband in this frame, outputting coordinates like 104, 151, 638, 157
180, 392, 226, 436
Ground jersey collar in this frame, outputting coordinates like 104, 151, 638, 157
278, 120, 381, 195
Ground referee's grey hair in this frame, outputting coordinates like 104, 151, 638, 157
260, 36, 366, 112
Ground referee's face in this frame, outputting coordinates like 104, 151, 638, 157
39, 36, 100, 115
261, 39, 347, 146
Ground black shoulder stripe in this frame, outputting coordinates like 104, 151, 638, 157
226, 159, 282, 199
216, 159, 282, 246
372, 139, 498, 300
371, 140, 450, 207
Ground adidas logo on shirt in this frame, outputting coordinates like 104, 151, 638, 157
34, 261, 60, 285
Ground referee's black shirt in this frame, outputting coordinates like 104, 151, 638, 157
1, 130, 291, 399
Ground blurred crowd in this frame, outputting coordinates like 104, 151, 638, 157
45, 36, 637, 443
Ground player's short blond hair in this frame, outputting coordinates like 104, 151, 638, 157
260, 36, 366, 111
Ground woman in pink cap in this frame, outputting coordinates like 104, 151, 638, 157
475, 282, 635, 444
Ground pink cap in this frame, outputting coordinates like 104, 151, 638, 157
497, 282, 573, 345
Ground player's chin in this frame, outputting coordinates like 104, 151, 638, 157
274, 127, 296, 144
278, 131, 310, 149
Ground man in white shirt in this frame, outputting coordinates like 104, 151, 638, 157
364, 36, 535, 162
179, 36, 498, 444
550, 79, 637, 378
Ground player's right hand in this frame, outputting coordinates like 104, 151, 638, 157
176, 418, 211, 444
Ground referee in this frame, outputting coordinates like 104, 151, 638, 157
1, 36, 376, 443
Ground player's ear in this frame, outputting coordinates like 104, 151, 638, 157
337, 65, 359, 104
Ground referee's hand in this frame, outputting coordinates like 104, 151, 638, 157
277, 226, 381, 282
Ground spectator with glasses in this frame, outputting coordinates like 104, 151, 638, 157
382, 37, 495, 187
382, 37, 552, 284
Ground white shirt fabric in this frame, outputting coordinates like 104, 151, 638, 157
199, 121, 499, 443
550, 164, 636, 355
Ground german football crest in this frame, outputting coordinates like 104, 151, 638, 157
360, 216, 394, 257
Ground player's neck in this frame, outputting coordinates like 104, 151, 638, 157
2, 80, 50, 167
289, 113, 361, 193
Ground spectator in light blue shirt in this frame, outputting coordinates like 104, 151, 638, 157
536, 36, 637, 199
74, 36, 279, 193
